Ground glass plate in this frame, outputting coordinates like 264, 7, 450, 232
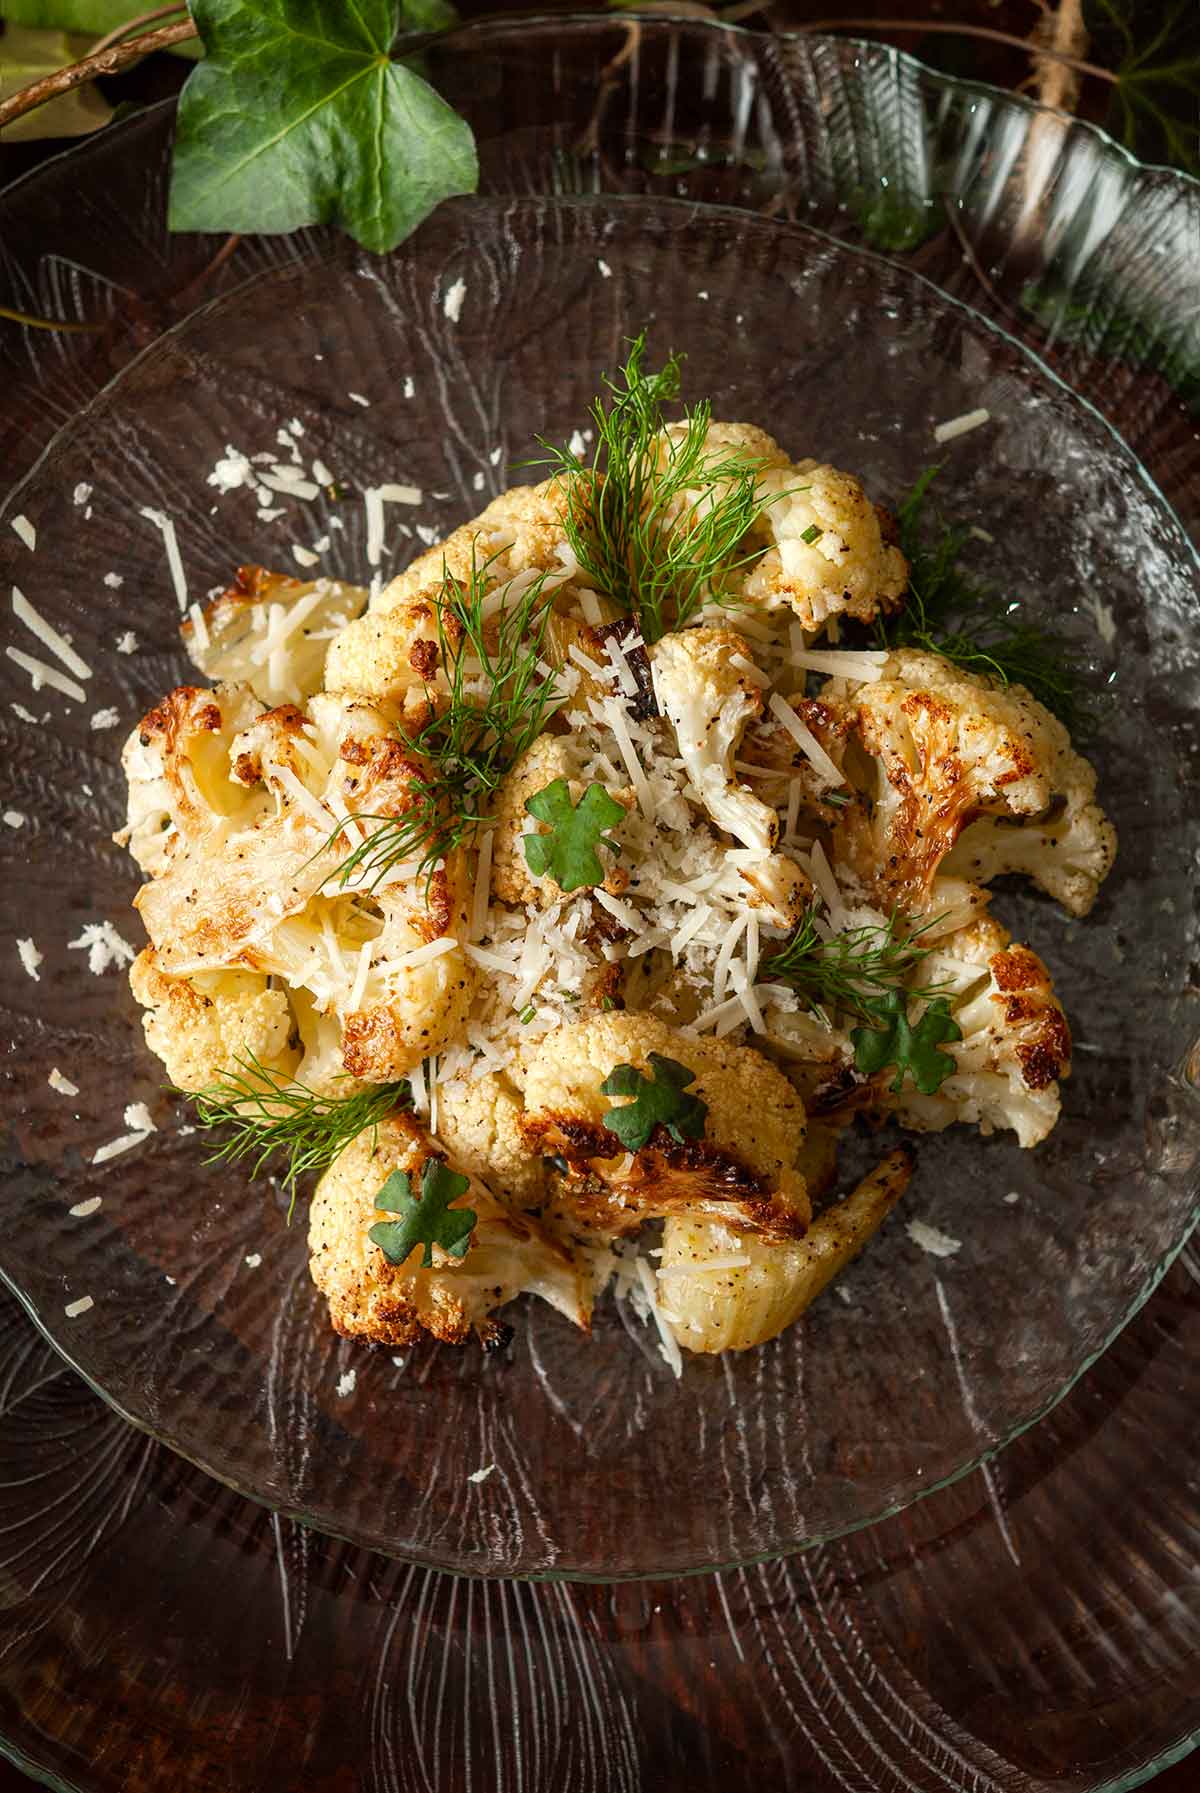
1, 22, 1198, 1584
0, 1262, 1197, 1793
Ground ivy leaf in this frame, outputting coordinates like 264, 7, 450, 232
367, 1158, 476, 1269
599, 1053, 708, 1152
522, 778, 625, 894
169, 0, 478, 253
850, 990, 962, 1095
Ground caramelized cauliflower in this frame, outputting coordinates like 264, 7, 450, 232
520, 1012, 811, 1239
658, 1145, 914, 1352
128, 947, 298, 1093
823, 649, 1117, 916
309, 1112, 588, 1346
182, 566, 367, 708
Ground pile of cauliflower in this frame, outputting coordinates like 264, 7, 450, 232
117, 422, 1116, 1362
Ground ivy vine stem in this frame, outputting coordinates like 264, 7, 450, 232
0, 18, 199, 133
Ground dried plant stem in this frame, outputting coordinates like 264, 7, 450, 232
798, 17, 1116, 87
0, 18, 198, 134
90, 2, 190, 59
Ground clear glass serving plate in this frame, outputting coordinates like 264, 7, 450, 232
0, 19, 1197, 1584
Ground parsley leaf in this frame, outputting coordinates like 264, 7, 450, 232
850, 990, 962, 1095
522, 778, 624, 893
170, 0, 478, 254
367, 1158, 476, 1269
599, 1053, 708, 1152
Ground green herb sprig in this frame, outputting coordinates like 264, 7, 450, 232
878, 468, 1085, 731
368, 1159, 477, 1268
320, 548, 565, 893
850, 990, 962, 1095
535, 334, 780, 644
190, 1055, 411, 1203
600, 1053, 708, 1152
522, 778, 625, 892
761, 907, 943, 1026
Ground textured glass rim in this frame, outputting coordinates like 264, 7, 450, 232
1, 34, 1199, 1793
2, 168, 1198, 1586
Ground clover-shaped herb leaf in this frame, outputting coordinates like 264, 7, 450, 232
522, 777, 625, 893
850, 990, 962, 1095
599, 1053, 708, 1152
368, 1158, 476, 1269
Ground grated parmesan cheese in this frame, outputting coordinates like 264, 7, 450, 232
64, 1296, 94, 1318
16, 938, 42, 980
10, 515, 35, 550
90, 708, 120, 731
348, 391, 370, 407
49, 1068, 79, 1096
68, 920, 136, 975
12, 588, 92, 680
767, 691, 843, 785
907, 1218, 963, 1258
92, 1131, 149, 1164
3, 810, 24, 829
123, 1102, 156, 1133
443, 277, 467, 322
791, 647, 888, 681
597, 259, 613, 278
467, 1463, 496, 1483
115, 630, 137, 653
139, 507, 188, 610
378, 483, 422, 506
73, 483, 92, 507
6, 646, 85, 703
336, 1368, 357, 1396
933, 407, 990, 444
69, 1196, 101, 1217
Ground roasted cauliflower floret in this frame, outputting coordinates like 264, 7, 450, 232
115, 681, 266, 877
652, 628, 776, 848
435, 1071, 545, 1209
182, 566, 367, 708
824, 649, 1117, 916
372, 481, 577, 615
129, 946, 298, 1093
308, 1112, 588, 1346
323, 593, 450, 713
489, 730, 631, 910
339, 843, 475, 1082
659, 1145, 914, 1351
727, 439, 908, 628
879, 915, 1071, 1148
520, 1012, 811, 1239
652, 628, 811, 926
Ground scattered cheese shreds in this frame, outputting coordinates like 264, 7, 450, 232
907, 1218, 963, 1258
17, 938, 42, 981
11, 515, 35, 550
49, 1068, 80, 1096
336, 1367, 357, 1397
69, 1196, 101, 1217
467, 1464, 496, 1484
68, 920, 137, 975
91, 707, 120, 731
378, 483, 422, 506
105, 572, 126, 590
6, 646, 86, 704
64, 1296, 94, 1318
443, 277, 467, 322
115, 630, 138, 654
123, 1101, 156, 1133
92, 1131, 149, 1164
244, 1252, 262, 1269
767, 691, 843, 785
12, 587, 92, 679
348, 391, 370, 407
139, 506, 188, 610
933, 407, 991, 444
3, 810, 24, 829
597, 259, 613, 278
73, 482, 92, 507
